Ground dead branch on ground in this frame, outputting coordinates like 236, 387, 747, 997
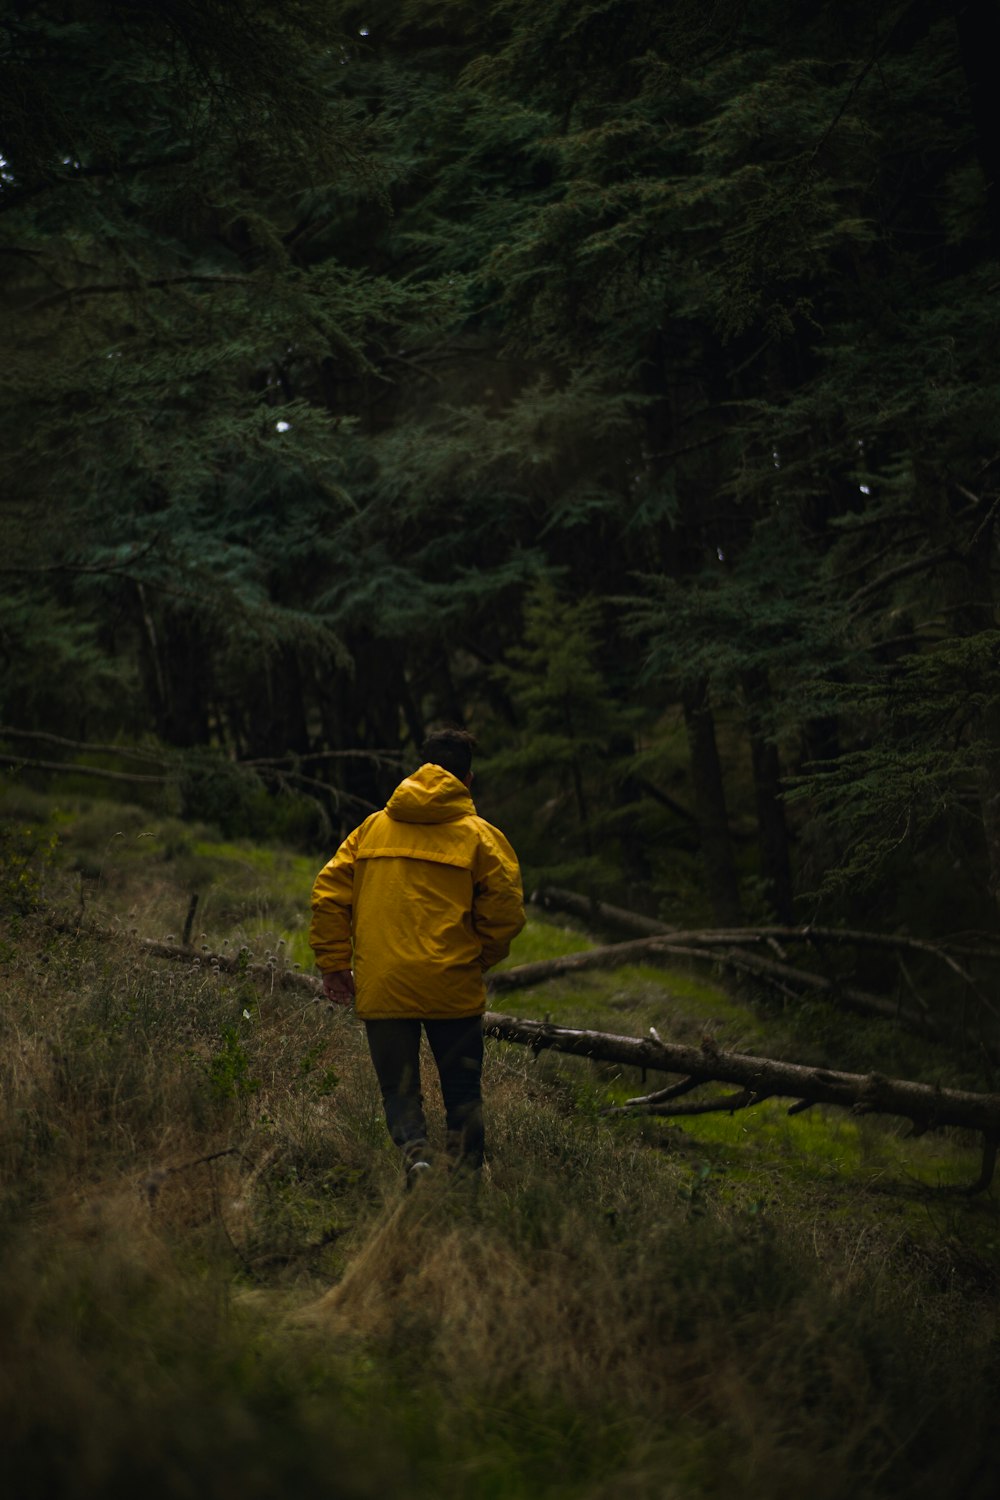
483, 1010, 1000, 1193
527, 886, 1000, 1033
490, 933, 933, 1034
50, 923, 1000, 1192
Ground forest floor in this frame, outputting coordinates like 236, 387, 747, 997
1, 781, 998, 1499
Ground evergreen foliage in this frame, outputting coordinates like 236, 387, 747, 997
2, 0, 999, 933
487, 579, 639, 885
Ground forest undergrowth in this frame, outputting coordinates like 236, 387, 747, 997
1, 794, 999, 1499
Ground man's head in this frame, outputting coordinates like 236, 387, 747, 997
421, 727, 477, 785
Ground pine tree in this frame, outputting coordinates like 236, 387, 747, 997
487, 579, 641, 888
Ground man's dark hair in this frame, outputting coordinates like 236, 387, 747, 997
421, 727, 477, 781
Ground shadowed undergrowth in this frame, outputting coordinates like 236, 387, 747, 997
1, 801, 999, 1497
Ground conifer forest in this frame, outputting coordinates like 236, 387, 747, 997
3, 0, 1000, 934
3, 6, 1000, 1498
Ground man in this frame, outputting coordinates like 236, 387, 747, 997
309, 728, 525, 1186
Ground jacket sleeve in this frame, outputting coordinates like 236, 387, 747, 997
471, 827, 526, 971
309, 824, 364, 973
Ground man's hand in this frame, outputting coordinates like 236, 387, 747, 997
322, 969, 356, 1007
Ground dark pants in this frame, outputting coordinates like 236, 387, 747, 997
364, 1015, 485, 1169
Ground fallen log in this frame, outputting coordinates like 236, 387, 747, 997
139, 935, 322, 994
51, 922, 325, 997
0, 753, 169, 784
490, 934, 932, 1034
51, 922, 1000, 1191
531, 886, 675, 937
88, 925, 931, 1036
534, 886, 1000, 1020
481, 1010, 1000, 1193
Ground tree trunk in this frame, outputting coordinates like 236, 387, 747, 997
748, 726, 794, 920
570, 755, 594, 859
681, 677, 742, 924
952, 503, 1000, 919
160, 614, 210, 747
955, 0, 1000, 256
606, 732, 654, 892
135, 582, 168, 736
742, 668, 795, 922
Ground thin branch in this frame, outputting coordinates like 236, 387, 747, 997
631, 775, 700, 826
668, 942, 932, 1033
623, 1076, 700, 1108
963, 491, 1000, 554
382, 350, 446, 385
531, 885, 679, 937
251, 764, 379, 814
644, 431, 726, 463
0, 726, 169, 764
143, 1146, 243, 1205
0, 150, 197, 215
895, 953, 933, 1019
832, 531, 928, 585
803, 9, 900, 164
59, 927, 326, 997
0, 754, 168, 785
637, 1087, 772, 1119
25, 273, 252, 314
847, 547, 953, 611
0, 535, 163, 577
241, 748, 406, 768
0, 729, 389, 811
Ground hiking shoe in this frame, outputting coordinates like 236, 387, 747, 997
405, 1158, 433, 1190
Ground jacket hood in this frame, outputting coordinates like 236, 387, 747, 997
385, 762, 475, 824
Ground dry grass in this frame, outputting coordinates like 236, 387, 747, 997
2, 825, 1000, 1498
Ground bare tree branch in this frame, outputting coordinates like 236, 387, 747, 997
0, 755, 168, 785
626, 1087, 772, 1119
492, 931, 933, 1034
0, 536, 163, 579
0, 726, 168, 763
242, 748, 406, 768
846, 547, 953, 611
24, 273, 252, 314
532, 887, 1000, 1023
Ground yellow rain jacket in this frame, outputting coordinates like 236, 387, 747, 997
309, 763, 525, 1019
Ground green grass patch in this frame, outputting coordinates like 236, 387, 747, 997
654, 1097, 983, 1190
497, 958, 768, 1052
498, 916, 593, 967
